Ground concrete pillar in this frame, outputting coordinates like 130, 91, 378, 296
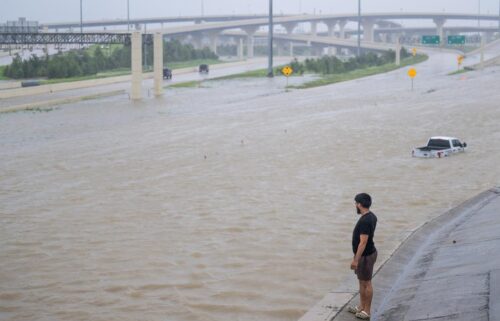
328, 46, 337, 56
480, 32, 485, 70
130, 31, 142, 100
135, 23, 141, 31
238, 37, 244, 60
433, 18, 446, 46
338, 20, 347, 39
191, 34, 203, 49
243, 27, 258, 58
283, 22, 297, 35
153, 32, 163, 97
311, 21, 317, 37
289, 42, 294, 57
325, 20, 337, 38
362, 19, 375, 42
485, 31, 494, 43
395, 41, 401, 66
208, 31, 219, 55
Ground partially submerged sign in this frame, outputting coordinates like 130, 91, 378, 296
408, 68, 417, 78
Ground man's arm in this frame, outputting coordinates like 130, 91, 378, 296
350, 234, 369, 270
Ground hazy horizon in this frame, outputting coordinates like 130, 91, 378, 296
2, 0, 499, 23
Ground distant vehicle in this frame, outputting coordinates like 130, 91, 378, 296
21, 80, 40, 87
412, 136, 467, 158
163, 68, 172, 80
199, 64, 209, 74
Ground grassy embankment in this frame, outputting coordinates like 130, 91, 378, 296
39, 59, 223, 85
290, 54, 428, 89
170, 55, 428, 89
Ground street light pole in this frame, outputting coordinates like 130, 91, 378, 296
357, 0, 361, 56
478, 0, 481, 28
267, 0, 274, 77
80, 0, 83, 33
127, 0, 130, 31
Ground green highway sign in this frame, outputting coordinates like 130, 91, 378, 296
448, 35, 466, 45
422, 35, 440, 45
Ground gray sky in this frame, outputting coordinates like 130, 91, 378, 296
2, 0, 499, 23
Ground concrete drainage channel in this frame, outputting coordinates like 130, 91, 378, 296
299, 187, 500, 321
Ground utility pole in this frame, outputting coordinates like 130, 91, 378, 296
201, 0, 205, 17
80, 0, 83, 33
267, 0, 274, 77
357, 0, 361, 56
127, 0, 130, 31
478, 0, 481, 28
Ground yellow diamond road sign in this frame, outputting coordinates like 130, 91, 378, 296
408, 68, 417, 78
412, 48, 417, 56
282, 66, 293, 77
457, 55, 464, 65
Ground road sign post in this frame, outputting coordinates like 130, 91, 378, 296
407, 67, 417, 91
281, 65, 293, 90
457, 55, 464, 71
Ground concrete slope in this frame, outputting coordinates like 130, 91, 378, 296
332, 187, 500, 321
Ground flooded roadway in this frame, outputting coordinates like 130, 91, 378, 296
1, 51, 499, 321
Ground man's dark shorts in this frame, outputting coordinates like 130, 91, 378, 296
355, 251, 377, 281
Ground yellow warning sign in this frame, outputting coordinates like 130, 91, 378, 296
412, 48, 417, 56
281, 66, 293, 77
408, 68, 417, 78
457, 55, 464, 65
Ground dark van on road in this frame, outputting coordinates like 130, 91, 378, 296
163, 68, 172, 79
199, 64, 209, 74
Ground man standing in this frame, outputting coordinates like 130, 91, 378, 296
348, 193, 378, 320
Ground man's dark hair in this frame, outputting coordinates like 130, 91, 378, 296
355, 193, 372, 209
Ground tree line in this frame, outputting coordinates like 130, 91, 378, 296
2, 39, 218, 79
288, 48, 411, 75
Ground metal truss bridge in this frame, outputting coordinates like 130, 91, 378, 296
0, 33, 153, 45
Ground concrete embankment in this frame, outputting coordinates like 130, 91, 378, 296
300, 187, 500, 321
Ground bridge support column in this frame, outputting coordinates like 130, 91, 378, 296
480, 32, 485, 70
311, 21, 318, 37
328, 46, 337, 56
282, 22, 297, 35
338, 20, 347, 39
153, 32, 163, 97
433, 18, 446, 47
395, 41, 401, 66
289, 42, 294, 57
208, 31, 219, 55
325, 20, 337, 38
243, 27, 258, 59
238, 37, 244, 60
485, 31, 494, 43
362, 19, 375, 42
130, 31, 142, 100
191, 34, 203, 50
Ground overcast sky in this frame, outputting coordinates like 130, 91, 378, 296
2, 0, 499, 23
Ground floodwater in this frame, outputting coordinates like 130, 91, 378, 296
1, 52, 499, 321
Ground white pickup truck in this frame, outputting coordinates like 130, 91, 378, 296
412, 136, 467, 158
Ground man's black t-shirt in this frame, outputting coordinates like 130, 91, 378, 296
352, 212, 377, 256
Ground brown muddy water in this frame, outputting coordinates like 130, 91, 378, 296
1, 53, 499, 321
